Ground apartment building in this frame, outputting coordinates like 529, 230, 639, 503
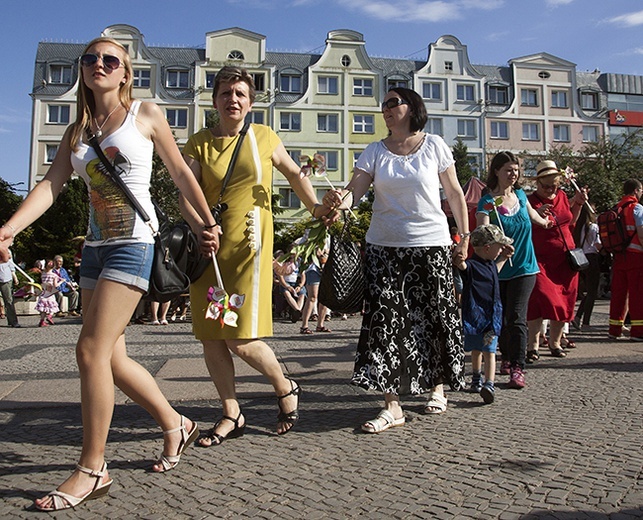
32, 23, 639, 219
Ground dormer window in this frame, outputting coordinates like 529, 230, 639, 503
227, 50, 244, 61
49, 64, 73, 84
166, 69, 189, 89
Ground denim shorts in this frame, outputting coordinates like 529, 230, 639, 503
305, 269, 322, 285
464, 332, 498, 353
79, 242, 154, 292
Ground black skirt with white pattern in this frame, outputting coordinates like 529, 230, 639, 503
351, 244, 465, 395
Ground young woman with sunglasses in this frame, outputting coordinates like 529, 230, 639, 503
323, 87, 469, 432
0, 37, 219, 511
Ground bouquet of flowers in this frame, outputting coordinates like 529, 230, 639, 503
205, 252, 245, 328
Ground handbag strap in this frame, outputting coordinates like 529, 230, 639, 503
552, 214, 572, 252
87, 132, 155, 232
216, 122, 250, 207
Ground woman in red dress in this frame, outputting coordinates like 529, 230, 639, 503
527, 160, 587, 359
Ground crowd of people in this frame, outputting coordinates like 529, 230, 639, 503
0, 54, 642, 513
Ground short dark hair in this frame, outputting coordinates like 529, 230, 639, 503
486, 151, 522, 191
623, 178, 642, 195
388, 87, 427, 132
213, 66, 256, 104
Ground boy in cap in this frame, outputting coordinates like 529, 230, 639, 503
453, 224, 514, 403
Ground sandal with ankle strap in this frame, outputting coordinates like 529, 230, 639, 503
276, 378, 301, 435
34, 462, 112, 511
197, 410, 245, 447
154, 416, 199, 472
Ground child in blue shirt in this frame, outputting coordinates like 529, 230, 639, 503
453, 224, 514, 404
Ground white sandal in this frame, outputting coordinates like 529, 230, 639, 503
361, 409, 405, 434
154, 416, 200, 472
424, 391, 448, 414
34, 462, 112, 511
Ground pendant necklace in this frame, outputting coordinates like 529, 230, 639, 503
93, 103, 122, 138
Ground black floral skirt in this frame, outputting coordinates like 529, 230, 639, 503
351, 244, 465, 395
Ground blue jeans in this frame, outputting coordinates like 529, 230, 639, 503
499, 274, 536, 370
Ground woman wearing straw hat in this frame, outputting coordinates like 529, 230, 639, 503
526, 160, 587, 360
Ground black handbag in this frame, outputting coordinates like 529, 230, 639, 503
554, 214, 589, 272
88, 133, 189, 302
318, 213, 366, 313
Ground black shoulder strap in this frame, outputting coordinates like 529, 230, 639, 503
87, 132, 153, 226
216, 122, 250, 206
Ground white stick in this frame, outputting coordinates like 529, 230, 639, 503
13, 263, 35, 283
211, 251, 225, 291
493, 207, 513, 267
323, 177, 358, 220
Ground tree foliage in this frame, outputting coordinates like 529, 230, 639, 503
452, 137, 476, 186
7, 177, 89, 269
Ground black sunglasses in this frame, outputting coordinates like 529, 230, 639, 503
80, 53, 122, 71
381, 97, 408, 111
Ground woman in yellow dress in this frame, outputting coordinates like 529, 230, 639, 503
181, 66, 334, 442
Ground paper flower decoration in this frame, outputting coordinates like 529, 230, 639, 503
205, 285, 245, 328
559, 166, 594, 215
205, 252, 245, 328
483, 196, 512, 266
299, 153, 327, 178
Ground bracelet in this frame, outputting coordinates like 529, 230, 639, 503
203, 223, 218, 229
310, 203, 323, 218
458, 232, 471, 239
2, 223, 17, 237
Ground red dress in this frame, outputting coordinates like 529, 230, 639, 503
527, 190, 578, 322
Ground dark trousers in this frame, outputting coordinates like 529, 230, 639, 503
575, 253, 601, 326
499, 274, 536, 370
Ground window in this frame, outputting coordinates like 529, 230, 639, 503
287, 150, 302, 165
341, 55, 351, 67
488, 86, 508, 105
50, 64, 72, 84
521, 89, 538, 106
551, 91, 568, 108
278, 188, 301, 208
490, 121, 508, 139
353, 151, 361, 168
538, 71, 551, 79
252, 73, 265, 92
553, 124, 570, 142
45, 144, 59, 164
280, 74, 301, 93
581, 92, 598, 110
423, 82, 441, 100
353, 78, 373, 96
426, 118, 443, 136
166, 108, 188, 128
246, 111, 264, 125
204, 109, 216, 128
316, 151, 338, 170
456, 84, 475, 102
280, 112, 301, 131
457, 119, 476, 138
205, 72, 216, 89
353, 115, 374, 134
166, 70, 189, 89
387, 79, 408, 90
444, 61, 453, 71
47, 105, 70, 124
227, 50, 244, 61
317, 114, 339, 133
522, 123, 540, 140
582, 126, 599, 142
133, 69, 151, 88
318, 76, 338, 95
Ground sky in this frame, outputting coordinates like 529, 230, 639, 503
1, 0, 642, 193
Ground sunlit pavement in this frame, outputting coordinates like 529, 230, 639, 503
0, 300, 641, 519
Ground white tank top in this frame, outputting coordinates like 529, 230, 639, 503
71, 100, 157, 246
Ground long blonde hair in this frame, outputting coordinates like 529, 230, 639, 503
69, 37, 133, 151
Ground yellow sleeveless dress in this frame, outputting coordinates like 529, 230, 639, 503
183, 124, 278, 340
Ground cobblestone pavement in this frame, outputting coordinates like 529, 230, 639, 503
0, 300, 641, 519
